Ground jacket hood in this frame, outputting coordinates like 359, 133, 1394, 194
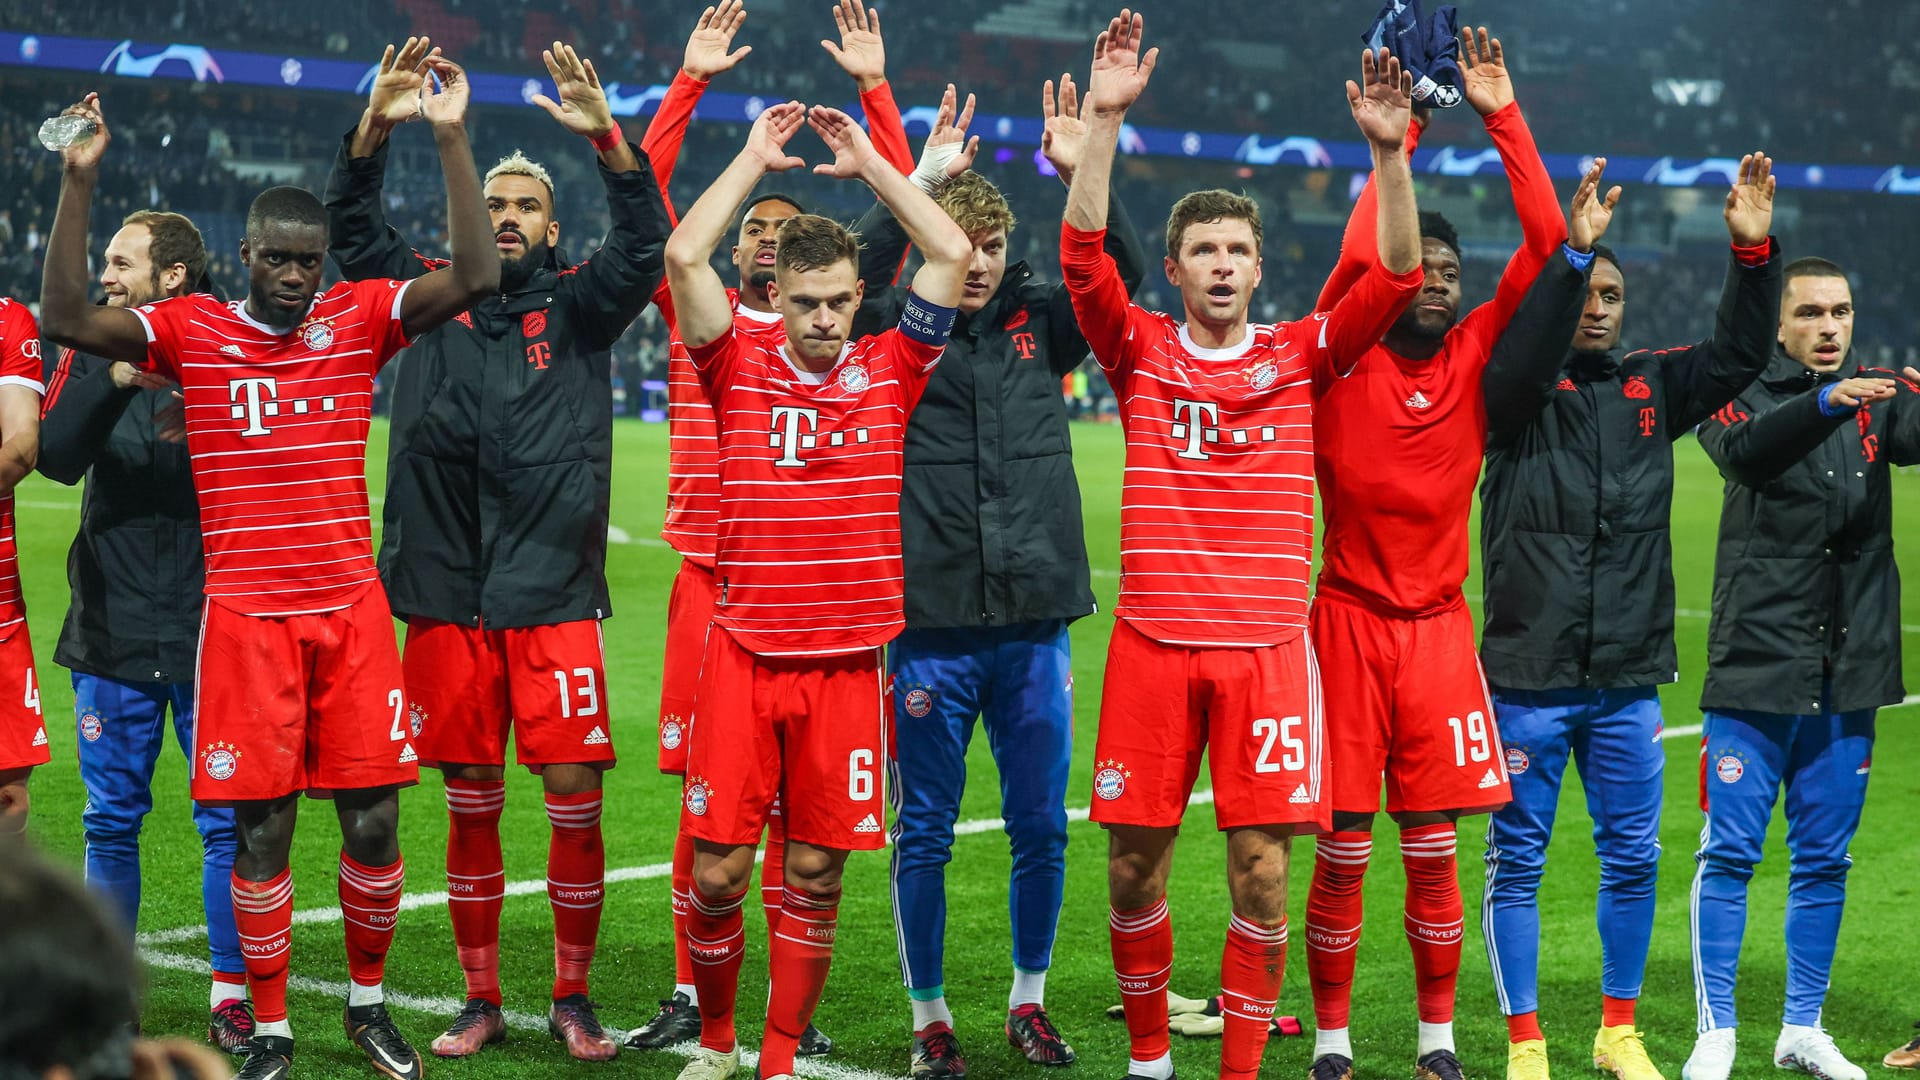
1567, 345, 1619, 380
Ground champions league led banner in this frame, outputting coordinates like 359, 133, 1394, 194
7, 29, 1917, 196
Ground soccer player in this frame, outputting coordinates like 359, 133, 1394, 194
323, 35, 669, 1060
38, 73, 496, 1080
1301, 27, 1564, 1080
660, 99, 971, 1080
849, 76, 1146, 1076
627, 0, 911, 1054
1682, 259, 1920, 1080
0, 297, 45, 837
36, 209, 255, 1051
1062, 13, 1424, 1080
1475, 155, 1779, 1080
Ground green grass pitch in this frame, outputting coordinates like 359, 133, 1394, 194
12, 419, 1920, 1080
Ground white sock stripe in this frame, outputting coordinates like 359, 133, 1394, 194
1113, 961, 1173, 988
781, 888, 841, 911
1227, 914, 1289, 943
446, 870, 505, 882
689, 892, 746, 917
1317, 838, 1373, 854
1109, 900, 1170, 931
445, 789, 506, 809
236, 929, 290, 944
230, 880, 294, 909
447, 892, 506, 903
545, 877, 606, 889
548, 899, 605, 910
338, 863, 406, 893
1401, 842, 1459, 856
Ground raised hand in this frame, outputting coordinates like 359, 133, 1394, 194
1459, 26, 1513, 117
1086, 8, 1158, 118
683, 1, 752, 81
1723, 151, 1776, 247
822, 0, 886, 90
419, 57, 471, 126
1569, 157, 1623, 252
1042, 72, 1089, 180
810, 104, 879, 179
530, 41, 614, 138
746, 100, 808, 172
1346, 48, 1414, 149
366, 37, 441, 128
58, 93, 109, 171
924, 84, 980, 178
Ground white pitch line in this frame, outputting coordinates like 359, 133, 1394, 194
140, 950, 903, 1080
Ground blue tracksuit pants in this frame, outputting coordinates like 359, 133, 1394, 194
1482, 686, 1665, 1016
1690, 704, 1873, 1032
887, 620, 1073, 994
74, 672, 242, 974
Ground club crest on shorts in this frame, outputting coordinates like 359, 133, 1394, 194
1093, 759, 1131, 801
837, 364, 870, 394
79, 712, 103, 742
1246, 360, 1279, 390
660, 714, 685, 750
684, 775, 712, 816
201, 740, 241, 781
408, 701, 426, 738
903, 686, 933, 718
1504, 746, 1530, 776
300, 319, 335, 351
1715, 753, 1745, 783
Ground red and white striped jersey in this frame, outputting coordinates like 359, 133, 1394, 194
658, 285, 786, 566
0, 299, 46, 640
690, 319, 943, 657
131, 280, 412, 616
1060, 223, 1420, 647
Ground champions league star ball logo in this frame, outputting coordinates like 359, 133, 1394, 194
201, 741, 242, 781
660, 716, 685, 750
1246, 360, 1279, 390
1715, 754, 1745, 783
1504, 746, 1530, 776
837, 365, 870, 394
684, 776, 712, 816
904, 688, 933, 718
79, 713, 103, 742
301, 320, 335, 351
1093, 759, 1131, 801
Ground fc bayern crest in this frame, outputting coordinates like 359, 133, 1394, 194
301, 321, 334, 351
904, 688, 933, 718
1504, 746, 1530, 776
1093, 759, 1130, 801
201, 741, 241, 781
684, 776, 712, 816
837, 364, 870, 394
1247, 361, 1279, 390
408, 702, 426, 738
522, 310, 547, 337
1715, 755, 1744, 783
660, 717, 685, 750
79, 713, 103, 742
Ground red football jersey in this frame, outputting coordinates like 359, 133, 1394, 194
657, 286, 786, 565
1061, 223, 1420, 647
690, 315, 943, 657
0, 298, 46, 640
131, 281, 412, 616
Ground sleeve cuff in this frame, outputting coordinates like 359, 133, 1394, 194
1732, 237, 1776, 267
1563, 244, 1596, 271
0, 375, 45, 395
129, 307, 157, 343
1817, 382, 1857, 418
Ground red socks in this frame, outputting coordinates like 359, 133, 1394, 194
761, 886, 842, 1078
1509, 1011, 1544, 1043
230, 870, 293, 1023
1603, 994, 1637, 1028
445, 777, 506, 1005
670, 826, 696, 988
762, 806, 788, 950
339, 854, 404, 990
1305, 831, 1371, 1029
1110, 899, 1174, 1062
686, 886, 748, 1052
1221, 914, 1287, 1079
546, 790, 605, 1000
1401, 822, 1463, 1024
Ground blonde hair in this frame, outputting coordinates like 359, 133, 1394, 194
484, 150, 555, 204
935, 172, 1016, 239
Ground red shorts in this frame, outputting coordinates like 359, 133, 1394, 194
404, 617, 614, 771
681, 626, 886, 851
190, 588, 418, 803
657, 559, 718, 774
1091, 618, 1328, 832
0, 631, 49, 771
1310, 595, 1509, 815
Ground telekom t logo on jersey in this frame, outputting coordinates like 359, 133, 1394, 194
1171, 398, 1220, 460
227, 376, 339, 437
771, 405, 820, 467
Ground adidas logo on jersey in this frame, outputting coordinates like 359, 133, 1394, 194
853, 813, 882, 834
1405, 390, 1434, 409
398, 742, 417, 764
1289, 784, 1311, 804
583, 726, 610, 746
30, 726, 47, 747
1477, 767, 1500, 789
220, 344, 245, 357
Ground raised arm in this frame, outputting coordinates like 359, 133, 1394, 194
0, 308, 41, 493
394, 59, 500, 339
665, 101, 809, 348
39, 95, 152, 365
327, 37, 444, 282
644, 1, 751, 215
1064, 9, 1158, 235
1662, 152, 1782, 431
1458, 26, 1564, 333
822, 0, 914, 173
1313, 114, 1422, 311
810, 106, 970, 307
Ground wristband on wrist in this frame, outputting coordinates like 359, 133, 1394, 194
910, 139, 965, 193
1731, 237, 1772, 267
589, 123, 624, 152
1562, 243, 1595, 271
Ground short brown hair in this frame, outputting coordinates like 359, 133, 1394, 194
775, 214, 862, 275
1164, 189, 1262, 262
123, 210, 207, 295
936, 172, 1016, 239
1783, 256, 1847, 288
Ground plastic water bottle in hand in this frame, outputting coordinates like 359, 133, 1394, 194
38, 113, 98, 152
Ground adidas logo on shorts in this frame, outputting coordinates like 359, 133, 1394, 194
31, 726, 48, 747
1289, 784, 1311, 804
1478, 767, 1500, 789
583, 726, 610, 746
398, 742, 417, 764
853, 813, 882, 834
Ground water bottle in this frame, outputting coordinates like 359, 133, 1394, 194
38, 114, 97, 152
